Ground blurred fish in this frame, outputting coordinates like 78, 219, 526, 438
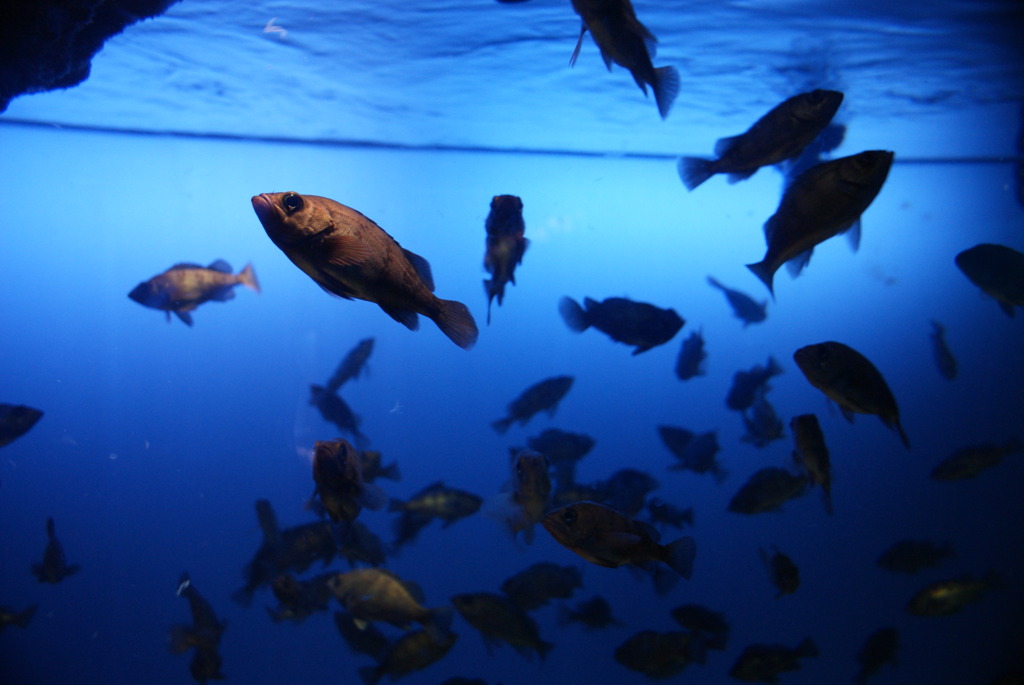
790, 414, 832, 515
312, 438, 387, 526
678, 90, 844, 190
550, 481, 605, 509
614, 630, 706, 678
854, 627, 899, 684
170, 573, 226, 684
266, 572, 333, 624
670, 604, 729, 650
726, 357, 783, 411
543, 501, 695, 579
740, 392, 784, 448
930, 438, 1023, 480
451, 592, 553, 660
337, 520, 389, 568
779, 121, 847, 183
252, 192, 478, 349
527, 427, 595, 487
389, 481, 482, 528
31, 517, 80, 584
488, 449, 552, 543
334, 610, 390, 661
675, 329, 708, 380
568, 0, 679, 119
728, 467, 808, 515
128, 260, 259, 326
707, 276, 767, 326
746, 151, 894, 296
955, 243, 1024, 317
927, 320, 957, 380
730, 638, 818, 683
657, 425, 726, 481
309, 385, 368, 447
558, 595, 622, 630
646, 497, 695, 530
359, 449, 401, 483
794, 341, 910, 450
0, 403, 43, 448
906, 572, 1001, 616
491, 376, 574, 434
0, 604, 37, 632
326, 337, 375, 393
501, 562, 583, 611
877, 539, 955, 575
760, 546, 800, 598
598, 467, 658, 517
559, 296, 684, 355
482, 194, 528, 324
328, 568, 452, 639
358, 629, 457, 685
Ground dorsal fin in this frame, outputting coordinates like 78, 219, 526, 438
402, 249, 434, 291
207, 259, 232, 273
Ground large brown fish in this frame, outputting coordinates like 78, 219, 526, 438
793, 341, 910, 450
746, 150, 894, 296
129, 260, 260, 326
252, 192, 478, 349
955, 243, 1024, 317
483, 194, 528, 324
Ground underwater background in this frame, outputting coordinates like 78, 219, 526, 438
2, 1, 1023, 683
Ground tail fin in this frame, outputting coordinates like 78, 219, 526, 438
433, 299, 478, 350
238, 263, 261, 293
678, 157, 715, 191
746, 260, 776, 299
484, 279, 503, 325
653, 65, 680, 119
558, 297, 589, 332
664, 536, 696, 579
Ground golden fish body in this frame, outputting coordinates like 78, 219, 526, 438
129, 260, 260, 326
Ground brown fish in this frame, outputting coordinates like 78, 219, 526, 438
790, 414, 832, 514
252, 192, 478, 349
128, 260, 260, 326
311, 439, 387, 525
483, 194, 528, 324
794, 341, 909, 450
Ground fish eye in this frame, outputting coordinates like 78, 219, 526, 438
282, 192, 304, 215
561, 507, 577, 526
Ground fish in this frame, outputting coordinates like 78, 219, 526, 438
311, 438, 387, 525
877, 539, 955, 575
128, 260, 259, 326
930, 438, 1023, 480
482, 194, 528, 324
309, 385, 368, 446
746, 150, 894, 296
0, 604, 37, 632
790, 414, 832, 515
450, 592, 553, 660
707, 276, 767, 326
542, 501, 695, 579
728, 467, 808, 515
955, 243, 1024, 317
760, 546, 800, 598
559, 296, 684, 355
252, 192, 478, 349
0, 403, 43, 448
674, 329, 708, 380
170, 573, 227, 684
558, 595, 622, 630
646, 497, 695, 531
491, 375, 574, 434
726, 357, 783, 411
358, 629, 457, 685
670, 604, 730, 650
568, 0, 679, 119
389, 481, 482, 527
488, 449, 552, 543
328, 568, 452, 639
266, 572, 334, 624
729, 638, 819, 683
597, 468, 659, 517
31, 517, 80, 584
500, 562, 583, 611
740, 392, 784, 448
657, 425, 725, 481
928, 320, 957, 380
614, 630, 706, 678
854, 627, 899, 684
906, 572, 1002, 616
527, 427, 595, 488
337, 520, 390, 568
325, 337, 375, 393
334, 611, 390, 661
678, 90, 844, 190
358, 449, 401, 483
793, 341, 910, 450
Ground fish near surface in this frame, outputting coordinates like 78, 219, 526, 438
927, 320, 957, 380
0, 403, 43, 448
794, 341, 910, 450
491, 375, 574, 434
482, 194, 528, 324
955, 243, 1024, 317
559, 296, 684, 354
31, 517, 80, 584
252, 192, 478, 349
569, 0, 679, 119
706, 276, 767, 326
790, 414, 832, 515
542, 501, 695, 579
128, 260, 260, 326
311, 438, 387, 525
746, 150, 894, 297
678, 89, 844, 190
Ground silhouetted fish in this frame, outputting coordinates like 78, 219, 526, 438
483, 194, 528, 324
0, 403, 43, 448
927, 320, 957, 380
492, 376, 574, 434
559, 296, 684, 355
326, 338, 375, 393
674, 329, 707, 380
707, 276, 767, 326
31, 517, 80, 584
955, 243, 1024, 317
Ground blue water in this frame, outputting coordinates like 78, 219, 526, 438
2, 1, 1024, 684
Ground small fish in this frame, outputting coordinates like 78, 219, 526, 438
746, 150, 894, 297
726, 357, 783, 412
325, 338, 375, 393
0, 604, 37, 632
657, 425, 725, 481
500, 562, 583, 611
542, 501, 695, 579
678, 90, 844, 190
527, 428, 595, 488
614, 630, 706, 678
930, 438, 1023, 480
740, 392, 784, 448
568, 0, 679, 119
906, 572, 1001, 616
730, 638, 818, 683
558, 595, 622, 630
0, 403, 43, 448
728, 467, 808, 515
491, 376, 574, 434
707, 276, 767, 326
927, 320, 957, 380
170, 573, 227, 684
790, 414, 832, 515
877, 539, 955, 575
760, 546, 800, 598
451, 592, 553, 660
358, 629, 457, 685
670, 604, 729, 650
794, 341, 910, 450
482, 195, 528, 324
311, 438, 387, 526
31, 517, 80, 584
328, 568, 452, 639
955, 243, 1024, 317
559, 296, 684, 355
128, 260, 259, 326
854, 627, 899, 684
309, 385, 368, 446
488, 449, 552, 543
675, 329, 708, 380
252, 192, 478, 349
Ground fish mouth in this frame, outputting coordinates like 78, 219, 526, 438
251, 193, 276, 223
